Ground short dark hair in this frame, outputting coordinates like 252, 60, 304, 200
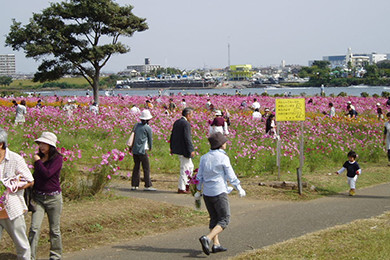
182, 107, 193, 117
387, 112, 390, 117
347, 150, 357, 159
329, 102, 333, 107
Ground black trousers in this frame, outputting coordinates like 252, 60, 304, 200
132, 153, 152, 187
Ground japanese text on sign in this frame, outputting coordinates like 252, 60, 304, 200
275, 98, 306, 121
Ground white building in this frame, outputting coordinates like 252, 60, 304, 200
0, 54, 16, 77
121, 58, 161, 75
322, 48, 388, 68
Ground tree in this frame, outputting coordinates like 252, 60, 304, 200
311, 60, 330, 70
0, 76, 13, 86
5, 0, 148, 103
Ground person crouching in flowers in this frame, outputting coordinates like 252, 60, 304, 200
0, 127, 34, 260
196, 132, 246, 255
29, 132, 63, 260
334, 150, 361, 196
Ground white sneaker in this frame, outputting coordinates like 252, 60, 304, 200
144, 187, 157, 191
131, 186, 139, 190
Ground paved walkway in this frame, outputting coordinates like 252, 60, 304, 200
64, 183, 390, 259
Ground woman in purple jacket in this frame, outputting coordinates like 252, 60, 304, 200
29, 132, 63, 260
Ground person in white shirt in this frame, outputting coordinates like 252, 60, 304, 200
252, 108, 262, 120
89, 102, 99, 114
130, 105, 141, 114
251, 98, 261, 110
0, 128, 34, 259
15, 100, 27, 125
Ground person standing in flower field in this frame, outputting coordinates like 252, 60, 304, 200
0, 127, 34, 260
384, 112, 390, 166
196, 132, 246, 255
14, 100, 27, 125
170, 107, 195, 194
376, 103, 384, 120
334, 150, 361, 196
29, 132, 64, 260
129, 110, 156, 191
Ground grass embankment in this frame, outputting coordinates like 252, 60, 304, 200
234, 211, 390, 260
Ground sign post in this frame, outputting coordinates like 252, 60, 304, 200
275, 98, 306, 194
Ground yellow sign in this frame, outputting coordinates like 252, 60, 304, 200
275, 98, 306, 121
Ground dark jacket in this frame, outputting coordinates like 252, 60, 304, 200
170, 117, 194, 158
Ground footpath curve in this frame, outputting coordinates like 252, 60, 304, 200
64, 183, 390, 259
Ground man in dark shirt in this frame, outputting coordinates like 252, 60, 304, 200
170, 108, 195, 194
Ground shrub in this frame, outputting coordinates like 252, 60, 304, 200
337, 92, 347, 97
360, 92, 369, 97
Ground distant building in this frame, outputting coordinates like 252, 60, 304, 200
0, 54, 16, 77
322, 48, 388, 68
228, 64, 254, 80
121, 58, 161, 75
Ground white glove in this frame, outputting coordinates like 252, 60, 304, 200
238, 188, 246, 197
235, 184, 246, 197
194, 191, 202, 200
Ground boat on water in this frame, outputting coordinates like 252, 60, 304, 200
116, 74, 218, 89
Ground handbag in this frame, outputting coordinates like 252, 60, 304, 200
24, 186, 36, 212
126, 131, 135, 148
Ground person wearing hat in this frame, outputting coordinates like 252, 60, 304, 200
0, 127, 34, 259
130, 110, 156, 191
376, 103, 384, 120
14, 100, 27, 125
209, 110, 229, 136
196, 132, 246, 255
346, 101, 355, 111
29, 132, 63, 260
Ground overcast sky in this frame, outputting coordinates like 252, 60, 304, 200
1, 0, 390, 73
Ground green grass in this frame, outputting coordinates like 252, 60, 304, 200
234, 211, 390, 260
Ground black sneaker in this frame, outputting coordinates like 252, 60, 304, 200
212, 245, 227, 253
199, 235, 210, 255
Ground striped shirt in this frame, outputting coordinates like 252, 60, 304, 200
0, 148, 34, 220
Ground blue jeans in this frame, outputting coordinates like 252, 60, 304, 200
29, 193, 63, 260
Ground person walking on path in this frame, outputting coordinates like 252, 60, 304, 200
196, 132, 246, 255
14, 100, 27, 125
334, 150, 361, 196
383, 112, 390, 166
0, 127, 34, 260
129, 110, 156, 191
29, 132, 63, 260
170, 108, 195, 194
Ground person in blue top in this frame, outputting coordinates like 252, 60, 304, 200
334, 150, 361, 196
195, 132, 246, 255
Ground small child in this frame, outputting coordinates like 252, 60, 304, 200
335, 150, 361, 196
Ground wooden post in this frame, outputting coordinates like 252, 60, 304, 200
297, 121, 304, 195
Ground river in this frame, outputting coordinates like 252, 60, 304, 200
27, 85, 390, 97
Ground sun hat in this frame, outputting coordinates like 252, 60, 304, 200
35, 132, 57, 147
347, 101, 351, 104
215, 110, 222, 116
264, 108, 270, 112
376, 103, 380, 106
208, 132, 228, 149
139, 110, 153, 120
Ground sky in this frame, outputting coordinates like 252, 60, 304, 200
1, 0, 390, 73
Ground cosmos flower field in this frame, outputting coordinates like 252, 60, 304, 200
0, 94, 388, 182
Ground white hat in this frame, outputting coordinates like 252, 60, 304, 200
264, 108, 270, 112
68, 99, 72, 103
139, 110, 153, 120
347, 101, 351, 104
35, 132, 57, 147
215, 110, 222, 116
376, 103, 380, 106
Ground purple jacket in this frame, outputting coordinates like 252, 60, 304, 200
33, 154, 63, 193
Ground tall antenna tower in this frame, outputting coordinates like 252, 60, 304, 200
228, 42, 231, 68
